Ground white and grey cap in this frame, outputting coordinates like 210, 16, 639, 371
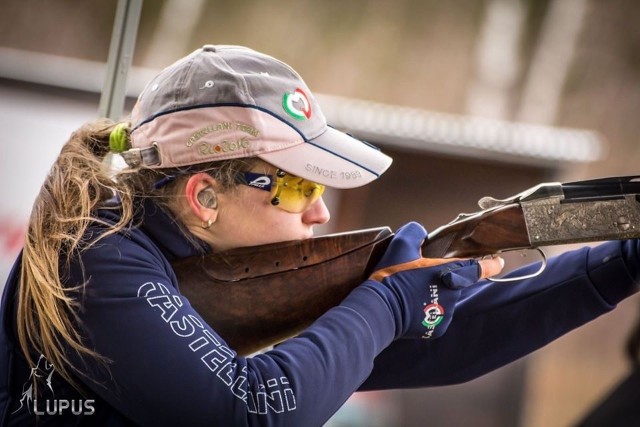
127, 44, 392, 189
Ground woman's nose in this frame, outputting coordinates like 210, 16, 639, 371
302, 196, 331, 225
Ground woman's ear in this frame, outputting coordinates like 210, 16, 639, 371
185, 173, 220, 225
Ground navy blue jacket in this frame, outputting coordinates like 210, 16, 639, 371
1, 200, 639, 426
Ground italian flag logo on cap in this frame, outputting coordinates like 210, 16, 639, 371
283, 88, 312, 121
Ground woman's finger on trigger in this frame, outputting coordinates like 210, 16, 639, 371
479, 257, 505, 279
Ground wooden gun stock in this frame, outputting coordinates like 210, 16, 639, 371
173, 227, 393, 355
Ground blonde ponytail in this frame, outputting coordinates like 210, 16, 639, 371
16, 118, 258, 390
17, 119, 135, 387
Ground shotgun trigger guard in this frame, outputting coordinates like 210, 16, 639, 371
486, 247, 547, 283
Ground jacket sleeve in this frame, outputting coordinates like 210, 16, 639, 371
68, 232, 396, 427
359, 239, 640, 390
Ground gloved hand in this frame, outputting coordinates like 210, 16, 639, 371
362, 222, 496, 340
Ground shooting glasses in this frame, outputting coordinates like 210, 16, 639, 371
239, 169, 326, 213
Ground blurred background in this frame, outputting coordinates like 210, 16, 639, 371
1, 0, 640, 425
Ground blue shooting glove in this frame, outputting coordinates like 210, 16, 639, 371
364, 222, 486, 340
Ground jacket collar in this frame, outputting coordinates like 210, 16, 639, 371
137, 198, 211, 262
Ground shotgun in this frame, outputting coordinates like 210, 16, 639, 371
173, 175, 640, 355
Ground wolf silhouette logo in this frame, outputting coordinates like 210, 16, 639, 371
12, 354, 55, 415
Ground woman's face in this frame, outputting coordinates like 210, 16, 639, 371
204, 164, 331, 251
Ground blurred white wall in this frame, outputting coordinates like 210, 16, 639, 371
0, 82, 98, 289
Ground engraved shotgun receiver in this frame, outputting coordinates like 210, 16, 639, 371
174, 175, 640, 354
423, 175, 640, 257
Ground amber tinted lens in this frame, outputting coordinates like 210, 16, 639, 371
270, 172, 326, 213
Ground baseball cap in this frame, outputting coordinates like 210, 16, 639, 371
124, 44, 392, 189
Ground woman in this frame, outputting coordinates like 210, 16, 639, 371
0, 45, 637, 426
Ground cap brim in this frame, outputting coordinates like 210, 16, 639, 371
258, 127, 392, 189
